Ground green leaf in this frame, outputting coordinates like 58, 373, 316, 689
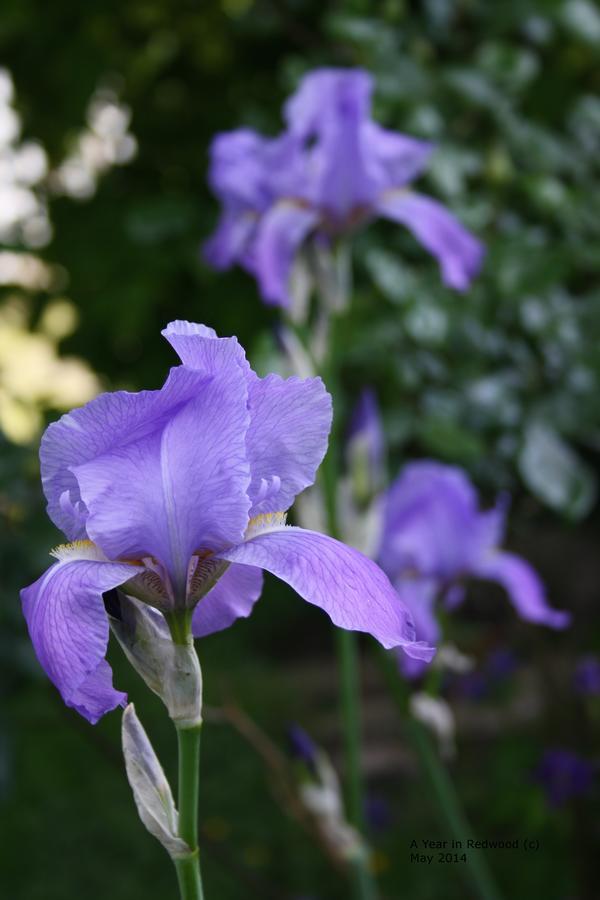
518, 421, 597, 519
418, 415, 485, 464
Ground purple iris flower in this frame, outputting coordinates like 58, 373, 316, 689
21, 321, 433, 723
378, 461, 570, 678
533, 749, 594, 808
574, 656, 600, 696
204, 68, 485, 308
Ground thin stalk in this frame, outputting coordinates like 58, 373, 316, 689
336, 628, 364, 830
166, 608, 205, 900
174, 724, 204, 900
292, 269, 377, 899
320, 438, 369, 839
377, 648, 503, 900
350, 857, 378, 900
318, 392, 378, 900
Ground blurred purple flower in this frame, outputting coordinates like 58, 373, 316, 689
364, 794, 393, 833
287, 724, 318, 772
346, 388, 386, 502
378, 461, 570, 678
533, 749, 594, 808
21, 321, 434, 723
454, 648, 519, 701
574, 656, 600, 696
204, 68, 485, 307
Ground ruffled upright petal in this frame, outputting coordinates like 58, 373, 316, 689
285, 68, 377, 220
377, 191, 484, 291
73, 369, 251, 596
246, 372, 332, 516
192, 563, 264, 638
475, 552, 570, 629
41, 366, 210, 541
21, 553, 139, 722
161, 320, 251, 377
218, 526, 435, 659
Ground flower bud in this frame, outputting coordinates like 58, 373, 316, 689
107, 591, 202, 728
296, 742, 368, 865
410, 692, 456, 759
122, 704, 190, 859
345, 389, 385, 504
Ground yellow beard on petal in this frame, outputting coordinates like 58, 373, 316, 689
49, 539, 108, 563
245, 511, 287, 539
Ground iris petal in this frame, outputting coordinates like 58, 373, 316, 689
203, 206, 258, 270
218, 526, 435, 658
393, 578, 440, 680
74, 369, 251, 595
377, 190, 485, 291
475, 551, 570, 629
41, 366, 211, 541
246, 372, 332, 516
192, 563, 264, 638
21, 556, 139, 723
251, 201, 319, 307
162, 320, 251, 376
285, 68, 377, 220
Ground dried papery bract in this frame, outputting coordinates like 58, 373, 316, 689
122, 704, 190, 859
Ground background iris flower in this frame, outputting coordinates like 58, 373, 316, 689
21, 320, 434, 723
533, 749, 595, 809
378, 460, 571, 677
204, 68, 485, 307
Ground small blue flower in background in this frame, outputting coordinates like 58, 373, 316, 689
533, 749, 594, 808
287, 724, 318, 773
204, 68, 485, 308
453, 648, 519, 701
364, 794, 393, 834
574, 656, 600, 696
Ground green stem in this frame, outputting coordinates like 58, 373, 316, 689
336, 628, 364, 830
320, 425, 378, 900
166, 609, 193, 645
350, 858, 378, 900
292, 290, 377, 900
377, 648, 503, 900
166, 608, 204, 900
174, 724, 204, 900
174, 851, 203, 900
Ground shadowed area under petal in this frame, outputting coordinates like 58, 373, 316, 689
192, 563, 264, 638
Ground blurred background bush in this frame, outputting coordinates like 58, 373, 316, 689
1, 1, 599, 897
